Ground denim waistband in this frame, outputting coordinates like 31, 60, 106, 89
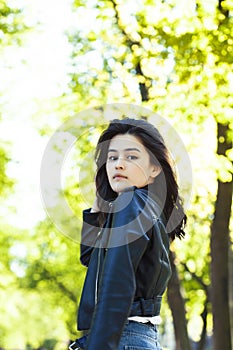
129, 296, 162, 317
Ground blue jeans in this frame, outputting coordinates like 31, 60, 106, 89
117, 320, 162, 350
70, 321, 162, 350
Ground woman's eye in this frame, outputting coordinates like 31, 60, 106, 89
108, 156, 117, 161
107, 155, 138, 161
127, 155, 138, 160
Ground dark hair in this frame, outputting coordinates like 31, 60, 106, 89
94, 118, 186, 240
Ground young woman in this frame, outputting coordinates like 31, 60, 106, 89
69, 118, 186, 350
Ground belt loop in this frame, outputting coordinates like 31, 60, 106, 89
154, 296, 162, 315
153, 296, 157, 314
139, 298, 145, 316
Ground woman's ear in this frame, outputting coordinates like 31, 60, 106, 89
151, 165, 161, 178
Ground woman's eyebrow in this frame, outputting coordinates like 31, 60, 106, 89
107, 148, 141, 153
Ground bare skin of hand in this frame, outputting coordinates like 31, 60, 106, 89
90, 197, 100, 213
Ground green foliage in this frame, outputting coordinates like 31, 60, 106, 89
0, 220, 84, 347
0, 146, 14, 196
0, 0, 232, 348
0, 0, 28, 45
19, 219, 85, 334
67, 0, 232, 344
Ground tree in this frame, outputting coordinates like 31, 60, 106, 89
209, 3, 233, 349
2, 0, 231, 347
210, 122, 232, 349
68, 0, 233, 348
167, 251, 191, 350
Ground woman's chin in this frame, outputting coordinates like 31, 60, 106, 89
112, 183, 130, 194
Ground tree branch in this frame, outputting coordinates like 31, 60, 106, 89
110, 0, 150, 102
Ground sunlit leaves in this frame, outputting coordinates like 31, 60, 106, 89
0, 147, 14, 195
0, 0, 232, 347
0, 0, 28, 45
66, 0, 233, 345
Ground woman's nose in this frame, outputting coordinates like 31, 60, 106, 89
115, 157, 125, 169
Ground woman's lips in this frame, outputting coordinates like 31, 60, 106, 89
113, 174, 127, 180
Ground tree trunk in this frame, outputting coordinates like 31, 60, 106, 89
197, 301, 208, 350
181, 261, 210, 350
167, 251, 191, 350
230, 242, 233, 343
210, 123, 232, 350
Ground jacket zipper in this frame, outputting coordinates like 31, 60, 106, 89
95, 236, 102, 305
94, 201, 113, 304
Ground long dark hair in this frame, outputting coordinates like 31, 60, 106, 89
94, 118, 186, 240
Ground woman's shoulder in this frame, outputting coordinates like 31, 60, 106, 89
113, 186, 147, 206
118, 185, 160, 202
112, 186, 161, 215
116, 187, 165, 224
110, 187, 165, 241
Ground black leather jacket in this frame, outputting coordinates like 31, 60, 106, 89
77, 186, 171, 350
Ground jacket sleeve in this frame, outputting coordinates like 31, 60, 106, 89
80, 209, 101, 267
85, 190, 151, 350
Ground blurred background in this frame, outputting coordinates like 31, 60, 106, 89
0, 0, 232, 349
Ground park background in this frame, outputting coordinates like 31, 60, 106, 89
0, 0, 232, 349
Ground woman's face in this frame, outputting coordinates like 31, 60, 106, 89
106, 134, 161, 194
